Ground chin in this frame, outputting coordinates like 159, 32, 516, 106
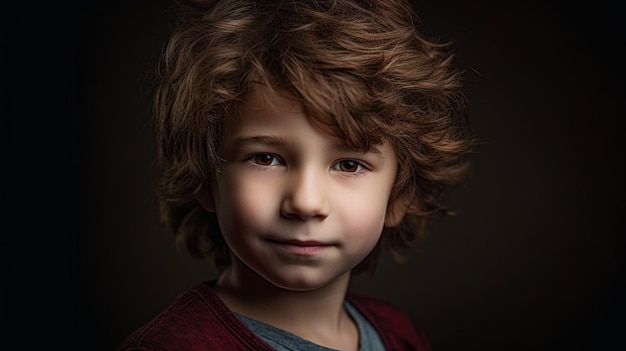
261, 270, 348, 292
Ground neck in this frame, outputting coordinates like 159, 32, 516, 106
213, 257, 357, 349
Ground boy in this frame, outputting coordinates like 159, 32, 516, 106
118, 0, 474, 350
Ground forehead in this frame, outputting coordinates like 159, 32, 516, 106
223, 86, 303, 137
226, 85, 383, 151
222, 86, 389, 156
242, 86, 302, 116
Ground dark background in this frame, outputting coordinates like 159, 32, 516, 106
2, 0, 624, 350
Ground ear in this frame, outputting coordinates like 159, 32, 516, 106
384, 195, 409, 228
197, 186, 216, 213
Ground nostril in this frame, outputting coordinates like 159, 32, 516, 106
281, 192, 329, 221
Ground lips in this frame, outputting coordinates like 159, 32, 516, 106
266, 238, 334, 256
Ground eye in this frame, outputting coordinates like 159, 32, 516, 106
248, 153, 282, 166
332, 159, 367, 173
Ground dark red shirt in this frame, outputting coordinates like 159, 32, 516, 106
117, 282, 430, 350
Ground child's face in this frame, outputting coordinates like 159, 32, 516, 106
209, 87, 398, 291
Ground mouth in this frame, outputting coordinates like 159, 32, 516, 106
266, 238, 334, 256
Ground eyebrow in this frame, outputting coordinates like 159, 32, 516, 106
232, 135, 290, 148
231, 135, 382, 155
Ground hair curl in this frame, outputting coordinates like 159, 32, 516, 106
153, 0, 475, 274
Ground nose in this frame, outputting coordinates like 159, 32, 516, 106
281, 168, 330, 221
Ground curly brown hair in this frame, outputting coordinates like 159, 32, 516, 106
153, 0, 475, 274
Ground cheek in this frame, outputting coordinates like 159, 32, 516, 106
214, 173, 277, 235
339, 188, 390, 242
347, 205, 387, 236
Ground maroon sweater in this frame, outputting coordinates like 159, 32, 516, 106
117, 282, 430, 350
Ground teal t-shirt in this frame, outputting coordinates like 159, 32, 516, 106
235, 301, 386, 351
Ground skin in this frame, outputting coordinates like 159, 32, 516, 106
200, 87, 403, 350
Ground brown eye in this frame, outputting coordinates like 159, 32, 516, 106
337, 160, 359, 172
252, 153, 279, 166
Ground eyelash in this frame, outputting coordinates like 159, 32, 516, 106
245, 153, 369, 174
331, 159, 369, 174
246, 153, 283, 167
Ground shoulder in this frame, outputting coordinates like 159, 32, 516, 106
117, 282, 271, 351
347, 291, 431, 351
